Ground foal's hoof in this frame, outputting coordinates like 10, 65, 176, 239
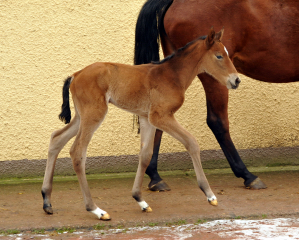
148, 180, 171, 192
91, 208, 111, 221
246, 177, 267, 190
208, 199, 218, 206
100, 213, 111, 221
142, 206, 153, 213
43, 205, 53, 214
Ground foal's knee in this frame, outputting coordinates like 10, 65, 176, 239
184, 135, 200, 155
139, 149, 153, 169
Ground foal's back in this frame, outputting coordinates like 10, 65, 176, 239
70, 62, 171, 117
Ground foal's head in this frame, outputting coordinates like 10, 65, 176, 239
199, 28, 240, 89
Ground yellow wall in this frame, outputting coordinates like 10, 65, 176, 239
1, 0, 299, 162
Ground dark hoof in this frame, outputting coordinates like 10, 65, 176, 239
148, 180, 171, 192
246, 177, 267, 190
43, 205, 53, 214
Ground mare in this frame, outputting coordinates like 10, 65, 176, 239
135, 0, 299, 191
41, 28, 240, 220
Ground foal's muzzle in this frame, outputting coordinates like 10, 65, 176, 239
232, 77, 241, 89
228, 76, 241, 89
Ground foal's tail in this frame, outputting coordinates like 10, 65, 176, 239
58, 76, 73, 124
134, 0, 173, 65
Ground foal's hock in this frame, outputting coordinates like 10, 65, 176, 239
42, 28, 240, 220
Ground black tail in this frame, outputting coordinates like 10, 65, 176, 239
134, 0, 173, 132
58, 76, 72, 124
134, 0, 173, 65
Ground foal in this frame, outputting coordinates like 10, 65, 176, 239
42, 28, 240, 220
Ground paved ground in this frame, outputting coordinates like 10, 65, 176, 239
0, 166, 299, 239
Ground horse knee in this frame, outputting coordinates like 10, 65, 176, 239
206, 114, 228, 138
139, 149, 153, 168
185, 136, 200, 155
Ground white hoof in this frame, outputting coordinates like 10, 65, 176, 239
91, 207, 111, 221
208, 196, 218, 206
138, 201, 152, 212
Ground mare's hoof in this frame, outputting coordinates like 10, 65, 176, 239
246, 177, 267, 190
209, 199, 218, 206
100, 213, 111, 221
43, 205, 53, 214
148, 180, 171, 192
142, 206, 152, 213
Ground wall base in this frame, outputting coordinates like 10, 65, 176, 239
0, 147, 299, 178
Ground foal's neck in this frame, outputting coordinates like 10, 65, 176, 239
165, 40, 205, 90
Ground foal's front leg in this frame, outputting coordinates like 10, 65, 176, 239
151, 114, 217, 206
132, 116, 156, 212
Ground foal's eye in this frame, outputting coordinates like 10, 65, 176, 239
216, 55, 223, 60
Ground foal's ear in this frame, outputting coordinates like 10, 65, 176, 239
215, 28, 224, 41
206, 27, 216, 49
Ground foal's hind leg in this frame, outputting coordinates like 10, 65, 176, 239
42, 113, 80, 214
150, 114, 217, 206
132, 116, 156, 212
69, 104, 110, 220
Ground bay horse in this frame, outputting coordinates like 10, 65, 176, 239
135, 0, 299, 191
41, 28, 240, 220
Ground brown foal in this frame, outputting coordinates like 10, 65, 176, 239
41, 28, 240, 220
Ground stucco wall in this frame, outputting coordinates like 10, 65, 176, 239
1, 0, 299, 164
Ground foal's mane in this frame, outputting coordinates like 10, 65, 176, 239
152, 35, 207, 65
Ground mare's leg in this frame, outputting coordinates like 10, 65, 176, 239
144, 31, 175, 192
132, 116, 156, 212
151, 114, 217, 205
200, 74, 266, 189
69, 103, 110, 220
145, 129, 171, 191
42, 113, 80, 214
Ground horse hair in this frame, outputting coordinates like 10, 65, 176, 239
152, 35, 207, 65
58, 76, 72, 124
134, 0, 173, 65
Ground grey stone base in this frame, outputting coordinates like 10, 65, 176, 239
0, 147, 299, 178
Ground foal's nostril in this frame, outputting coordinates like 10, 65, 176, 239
230, 77, 241, 89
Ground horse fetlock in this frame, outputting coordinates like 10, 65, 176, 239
41, 190, 53, 214
43, 204, 53, 214
90, 207, 111, 221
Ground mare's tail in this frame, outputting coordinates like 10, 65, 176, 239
134, 0, 173, 65
58, 76, 72, 124
134, 0, 173, 132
